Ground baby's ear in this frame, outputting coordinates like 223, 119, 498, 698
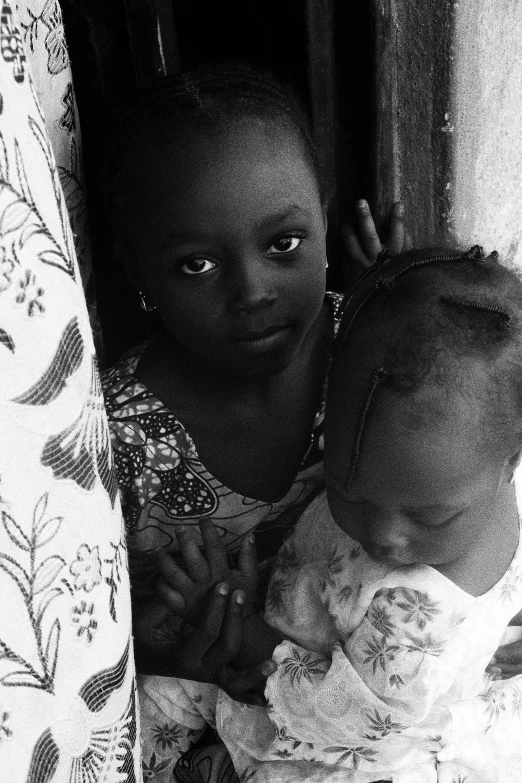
506, 447, 522, 481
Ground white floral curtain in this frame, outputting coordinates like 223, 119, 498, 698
0, 1, 140, 780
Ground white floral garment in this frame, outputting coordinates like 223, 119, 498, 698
209, 484, 522, 783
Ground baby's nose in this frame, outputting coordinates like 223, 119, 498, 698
365, 511, 411, 551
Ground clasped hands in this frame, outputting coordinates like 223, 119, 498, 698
153, 518, 279, 704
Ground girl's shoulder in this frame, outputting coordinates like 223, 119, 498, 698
101, 340, 193, 442
101, 341, 199, 473
101, 340, 150, 391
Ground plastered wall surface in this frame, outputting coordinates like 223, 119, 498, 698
452, 1, 522, 266
373, 0, 522, 265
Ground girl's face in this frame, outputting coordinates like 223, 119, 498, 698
325, 392, 512, 571
120, 120, 327, 378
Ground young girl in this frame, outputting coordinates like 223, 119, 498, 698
101, 63, 404, 779
158, 246, 522, 782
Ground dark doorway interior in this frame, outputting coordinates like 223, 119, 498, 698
62, 0, 373, 365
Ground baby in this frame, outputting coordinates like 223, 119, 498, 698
159, 246, 522, 783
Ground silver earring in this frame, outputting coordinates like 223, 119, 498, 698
139, 290, 156, 312
326, 259, 329, 269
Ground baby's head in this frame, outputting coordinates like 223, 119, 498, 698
106, 63, 329, 378
325, 247, 522, 569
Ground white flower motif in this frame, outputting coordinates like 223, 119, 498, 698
500, 568, 522, 603
480, 687, 507, 723
15, 268, 45, 315
0, 711, 12, 742
70, 544, 102, 592
71, 601, 98, 644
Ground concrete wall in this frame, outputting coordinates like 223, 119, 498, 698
373, 0, 522, 267
452, 0, 522, 265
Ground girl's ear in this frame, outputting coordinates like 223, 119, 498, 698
117, 246, 141, 290
322, 205, 328, 231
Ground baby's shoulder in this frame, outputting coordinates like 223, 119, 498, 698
290, 491, 363, 567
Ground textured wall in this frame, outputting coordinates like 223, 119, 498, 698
373, 0, 522, 266
452, 0, 522, 265
373, 0, 454, 245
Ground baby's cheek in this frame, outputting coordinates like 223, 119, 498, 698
414, 530, 463, 564
336, 514, 366, 546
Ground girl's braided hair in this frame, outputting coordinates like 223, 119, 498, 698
103, 61, 329, 206
327, 246, 522, 488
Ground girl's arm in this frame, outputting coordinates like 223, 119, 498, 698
487, 609, 522, 679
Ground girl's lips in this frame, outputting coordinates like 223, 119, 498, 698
231, 325, 291, 343
229, 325, 293, 352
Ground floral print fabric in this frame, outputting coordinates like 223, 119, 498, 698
15, 0, 98, 338
102, 293, 343, 607
0, 4, 140, 780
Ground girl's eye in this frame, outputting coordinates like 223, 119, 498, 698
179, 258, 217, 276
268, 236, 302, 254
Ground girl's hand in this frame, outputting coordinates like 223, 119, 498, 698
487, 639, 522, 679
232, 611, 284, 672
340, 200, 411, 286
155, 518, 257, 626
171, 582, 276, 704
486, 612, 522, 679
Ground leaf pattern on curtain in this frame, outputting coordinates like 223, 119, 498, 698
0, 4, 140, 780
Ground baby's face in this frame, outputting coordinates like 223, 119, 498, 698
325, 393, 509, 572
118, 119, 327, 379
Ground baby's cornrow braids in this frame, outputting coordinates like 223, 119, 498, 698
346, 367, 389, 487
336, 245, 493, 349
440, 296, 512, 331
336, 245, 513, 487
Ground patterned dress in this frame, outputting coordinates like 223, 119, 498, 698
101, 293, 343, 781
170, 486, 522, 783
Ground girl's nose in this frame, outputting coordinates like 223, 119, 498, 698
227, 258, 277, 314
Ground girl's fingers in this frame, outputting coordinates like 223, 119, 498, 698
177, 526, 211, 585
238, 533, 257, 586
208, 589, 244, 663
403, 228, 413, 251
155, 549, 194, 596
488, 662, 522, 677
492, 639, 522, 663
217, 659, 277, 703
386, 202, 405, 254
154, 577, 187, 616
355, 199, 382, 261
199, 517, 228, 580
189, 582, 230, 650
